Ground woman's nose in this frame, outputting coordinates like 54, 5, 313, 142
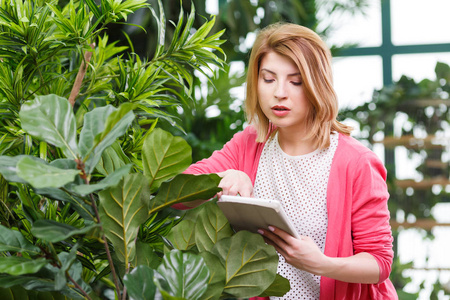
274, 82, 288, 99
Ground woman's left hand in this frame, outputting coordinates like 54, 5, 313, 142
258, 226, 330, 276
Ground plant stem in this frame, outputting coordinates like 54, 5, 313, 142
69, 43, 95, 107
67, 272, 92, 300
121, 285, 127, 300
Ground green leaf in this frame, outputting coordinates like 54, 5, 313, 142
31, 220, 99, 243
55, 245, 79, 290
0, 257, 48, 276
19, 95, 79, 159
166, 219, 196, 251
142, 128, 192, 193
79, 105, 116, 158
17, 157, 80, 188
154, 250, 209, 300
211, 231, 278, 298
71, 164, 132, 195
98, 173, 150, 264
198, 252, 225, 300
149, 174, 221, 214
96, 142, 131, 176
79, 104, 136, 174
0, 155, 45, 183
194, 201, 233, 253
133, 241, 161, 269
123, 265, 156, 300
34, 187, 95, 220
84, 0, 101, 19
0, 225, 41, 255
257, 274, 290, 297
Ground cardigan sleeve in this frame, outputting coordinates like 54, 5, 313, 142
172, 127, 259, 210
184, 126, 260, 177
350, 150, 394, 284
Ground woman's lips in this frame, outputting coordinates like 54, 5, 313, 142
272, 105, 290, 117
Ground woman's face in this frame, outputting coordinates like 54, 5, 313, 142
257, 51, 310, 133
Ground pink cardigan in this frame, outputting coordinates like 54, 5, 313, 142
183, 126, 398, 299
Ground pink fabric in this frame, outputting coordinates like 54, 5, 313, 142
182, 126, 398, 299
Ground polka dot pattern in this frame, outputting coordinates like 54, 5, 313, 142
254, 132, 338, 300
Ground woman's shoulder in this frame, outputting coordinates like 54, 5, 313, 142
337, 133, 373, 155
333, 133, 388, 180
335, 133, 383, 165
231, 125, 259, 144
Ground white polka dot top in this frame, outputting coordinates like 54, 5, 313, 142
253, 132, 338, 300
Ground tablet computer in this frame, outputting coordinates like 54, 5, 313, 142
217, 195, 300, 239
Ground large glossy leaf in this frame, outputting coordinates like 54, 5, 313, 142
165, 219, 196, 251
198, 252, 225, 300
194, 201, 233, 253
78, 105, 115, 160
149, 174, 221, 214
154, 250, 209, 300
98, 173, 150, 264
211, 231, 278, 298
71, 164, 132, 195
0, 257, 48, 276
0, 274, 83, 298
79, 103, 136, 174
257, 274, 290, 297
31, 220, 99, 243
19, 95, 79, 159
0, 155, 45, 183
0, 225, 41, 255
142, 128, 191, 193
16, 157, 79, 189
123, 265, 156, 300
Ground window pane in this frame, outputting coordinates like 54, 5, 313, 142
392, 53, 450, 82
333, 56, 383, 109
318, 0, 381, 47
391, 0, 450, 45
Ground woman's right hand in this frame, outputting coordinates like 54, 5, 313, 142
217, 169, 254, 197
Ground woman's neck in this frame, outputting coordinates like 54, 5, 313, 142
277, 128, 317, 156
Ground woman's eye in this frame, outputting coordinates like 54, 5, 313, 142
263, 78, 274, 83
291, 81, 302, 86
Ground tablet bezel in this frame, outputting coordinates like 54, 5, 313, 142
218, 195, 300, 239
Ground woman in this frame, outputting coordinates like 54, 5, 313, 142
179, 23, 397, 299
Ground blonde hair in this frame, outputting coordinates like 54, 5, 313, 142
245, 23, 352, 148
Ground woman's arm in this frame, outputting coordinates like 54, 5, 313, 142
258, 227, 380, 284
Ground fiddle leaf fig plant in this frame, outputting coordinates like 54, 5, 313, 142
0, 0, 288, 299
